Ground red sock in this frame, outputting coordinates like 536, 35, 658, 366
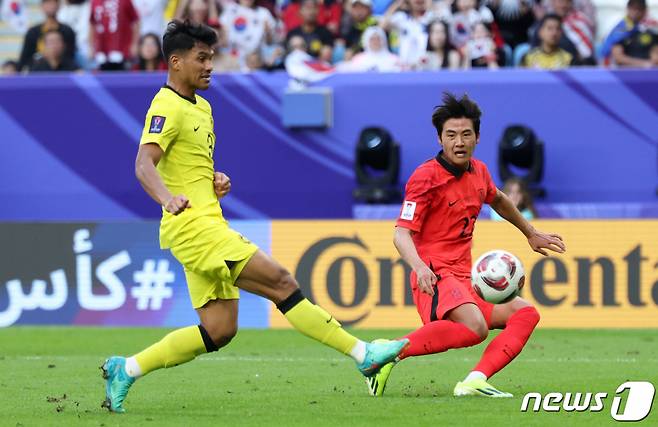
400, 320, 484, 359
473, 306, 540, 378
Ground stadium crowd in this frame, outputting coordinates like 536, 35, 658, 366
1, 0, 657, 74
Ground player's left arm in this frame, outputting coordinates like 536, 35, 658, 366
213, 172, 231, 199
489, 189, 566, 256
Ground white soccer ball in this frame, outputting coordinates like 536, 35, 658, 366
471, 250, 525, 304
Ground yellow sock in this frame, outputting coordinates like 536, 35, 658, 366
284, 299, 358, 355
133, 326, 207, 375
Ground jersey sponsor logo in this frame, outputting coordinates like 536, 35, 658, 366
448, 200, 458, 207
400, 201, 416, 220
194, 124, 200, 132
149, 116, 166, 134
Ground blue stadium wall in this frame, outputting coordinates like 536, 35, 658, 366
1, 70, 657, 221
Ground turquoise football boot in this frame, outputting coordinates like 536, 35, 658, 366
100, 356, 135, 413
357, 339, 409, 377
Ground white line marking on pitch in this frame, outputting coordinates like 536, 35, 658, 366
7, 355, 657, 363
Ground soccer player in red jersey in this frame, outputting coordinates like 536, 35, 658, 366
367, 93, 566, 398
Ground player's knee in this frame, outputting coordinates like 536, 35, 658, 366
204, 324, 238, 348
213, 327, 238, 347
276, 270, 299, 295
464, 319, 489, 341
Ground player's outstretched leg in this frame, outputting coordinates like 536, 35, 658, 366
101, 325, 216, 412
102, 300, 237, 412
365, 319, 485, 397
364, 304, 488, 397
455, 299, 540, 398
236, 250, 409, 377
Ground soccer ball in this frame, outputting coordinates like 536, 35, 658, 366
471, 250, 525, 304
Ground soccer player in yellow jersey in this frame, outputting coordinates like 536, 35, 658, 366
101, 20, 409, 413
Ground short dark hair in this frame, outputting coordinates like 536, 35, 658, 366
162, 20, 218, 60
431, 92, 482, 136
539, 13, 562, 30
627, 0, 647, 9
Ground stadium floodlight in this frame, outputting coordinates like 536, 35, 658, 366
498, 125, 545, 197
353, 127, 401, 204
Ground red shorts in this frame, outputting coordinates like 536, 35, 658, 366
410, 271, 494, 326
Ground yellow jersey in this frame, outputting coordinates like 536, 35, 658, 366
139, 85, 223, 248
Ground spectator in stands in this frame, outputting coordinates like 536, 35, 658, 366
284, 35, 334, 84
650, 37, 658, 66
418, 19, 460, 70
448, 0, 494, 50
545, 0, 594, 64
1, 60, 19, 75
337, 26, 401, 71
491, 177, 537, 221
18, 0, 77, 71
465, 21, 500, 68
29, 29, 79, 71
381, 0, 437, 68
601, 0, 658, 68
286, 0, 334, 62
487, 0, 535, 50
220, 0, 276, 61
522, 13, 575, 69
58, 0, 91, 64
90, 0, 140, 70
430, 0, 452, 20
244, 51, 265, 70
175, 0, 219, 27
340, 0, 378, 59
131, 33, 167, 71
212, 27, 242, 72
282, 0, 342, 35
133, 0, 167, 37
538, 0, 596, 34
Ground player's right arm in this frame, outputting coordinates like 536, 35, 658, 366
394, 166, 437, 296
394, 227, 436, 296
135, 144, 190, 215
137, 96, 189, 215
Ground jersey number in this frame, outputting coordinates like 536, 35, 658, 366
207, 133, 214, 158
459, 216, 477, 238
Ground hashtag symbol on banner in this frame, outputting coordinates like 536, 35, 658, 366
131, 259, 175, 310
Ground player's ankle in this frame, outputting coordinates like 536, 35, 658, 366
350, 340, 366, 364
463, 371, 487, 382
124, 357, 143, 378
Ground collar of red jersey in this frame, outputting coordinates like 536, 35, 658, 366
435, 150, 472, 178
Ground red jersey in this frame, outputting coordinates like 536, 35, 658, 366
396, 152, 497, 276
90, 0, 138, 60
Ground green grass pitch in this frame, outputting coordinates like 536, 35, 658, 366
0, 327, 656, 426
